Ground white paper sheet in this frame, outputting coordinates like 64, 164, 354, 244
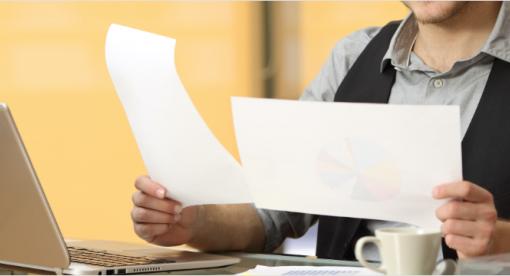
240, 265, 379, 275
105, 24, 251, 206
232, 97, 462, 229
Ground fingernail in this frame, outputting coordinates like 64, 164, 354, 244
174, 214, 181, 222
432, 186, 440, 198
174, 205, 182, 214
156, 189, 165, 199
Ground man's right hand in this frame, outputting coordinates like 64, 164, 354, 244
131, 176, 202, 246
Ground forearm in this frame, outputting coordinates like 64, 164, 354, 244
186, 204, 266, 252
490, 219, 510, 255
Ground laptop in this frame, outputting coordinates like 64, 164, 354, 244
0, 103, 240, 274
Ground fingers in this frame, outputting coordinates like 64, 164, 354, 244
134, 223, 171, 242
444, 234, 491, 257
436, 200, 478, 221
441, 219, 478, 238
135, 175, 166, 199
131, 207, 181, 224
433, 181, 493, 203
434, 181, 498, 258
132, 191, 182, 214
442, 219, 495, 242
436, 199, 497, 222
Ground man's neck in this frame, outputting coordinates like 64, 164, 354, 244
413, 2, 502, 73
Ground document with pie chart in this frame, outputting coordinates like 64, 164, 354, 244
232, 97, 462, 229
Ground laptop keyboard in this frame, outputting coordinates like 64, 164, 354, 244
68, 246, 173, 267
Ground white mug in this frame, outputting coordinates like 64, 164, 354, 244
355, 227, 441, 275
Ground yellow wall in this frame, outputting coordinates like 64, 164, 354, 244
0, 2, 408, 244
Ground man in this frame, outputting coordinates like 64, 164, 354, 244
130, 1, 510, 260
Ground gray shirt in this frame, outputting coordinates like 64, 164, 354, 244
256, 2, 510, 255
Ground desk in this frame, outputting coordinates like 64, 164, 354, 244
0, 253, 360, 275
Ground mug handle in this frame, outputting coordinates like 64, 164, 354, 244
355, 236, 386, 274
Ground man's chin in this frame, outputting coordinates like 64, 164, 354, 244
403, 1, 469, 24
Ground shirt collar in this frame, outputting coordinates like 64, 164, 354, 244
482, 1, 510, 63
381, 2, 510, 72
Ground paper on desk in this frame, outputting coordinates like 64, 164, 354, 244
105, 24, 251, 206
232, 97, 462, 229
240, 265, 379, 275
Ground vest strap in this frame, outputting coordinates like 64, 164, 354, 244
317, 21, 400, 260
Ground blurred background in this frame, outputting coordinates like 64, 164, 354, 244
0, 2, 407, 254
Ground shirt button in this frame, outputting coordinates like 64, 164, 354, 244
433, 79, 444, 88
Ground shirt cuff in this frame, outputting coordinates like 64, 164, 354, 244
256, 208, 286, 253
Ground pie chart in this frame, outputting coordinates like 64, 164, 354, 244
317, 138, 400, 201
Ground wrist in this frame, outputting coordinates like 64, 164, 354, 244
188, 205, 207, 245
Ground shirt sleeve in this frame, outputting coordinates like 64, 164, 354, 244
255, 26, 382, 253
300, 26, 382, 102
256, 208, 318, 253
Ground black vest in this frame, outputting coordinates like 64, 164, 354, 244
316, 21, 510, 261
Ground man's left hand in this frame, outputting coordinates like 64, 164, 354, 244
433, 181, 497, 258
